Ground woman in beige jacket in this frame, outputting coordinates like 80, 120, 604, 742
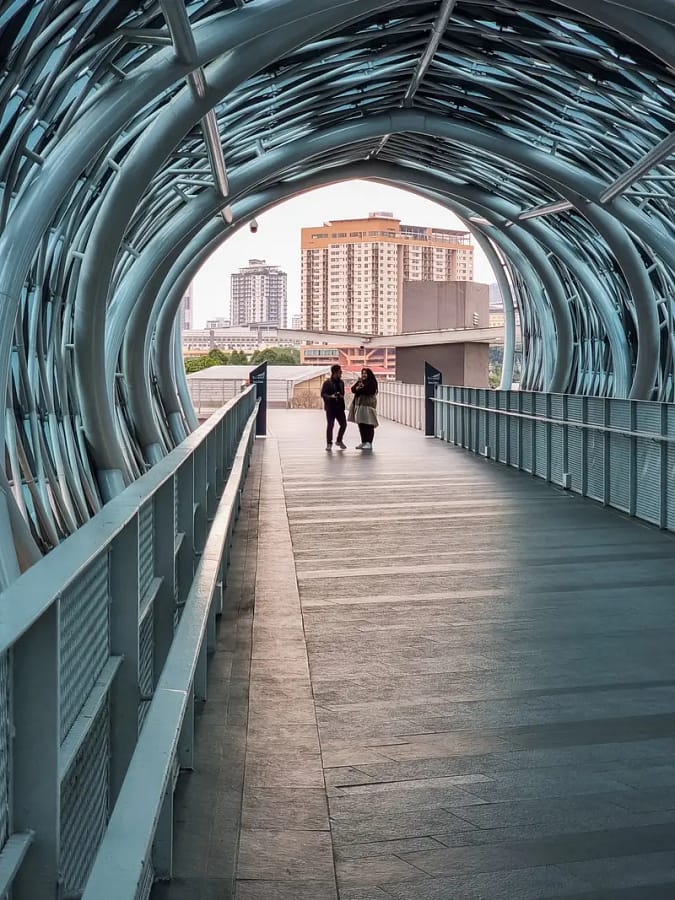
349, 367, 379, 450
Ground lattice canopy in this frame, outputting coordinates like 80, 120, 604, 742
0, 0, 674, 576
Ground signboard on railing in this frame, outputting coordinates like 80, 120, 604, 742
425, 363, 443, 436
249, 362, 267, 436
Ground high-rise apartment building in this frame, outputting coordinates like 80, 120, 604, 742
180, 284, 193, 330
230, 259, 287, 328
301, 212, 474, 335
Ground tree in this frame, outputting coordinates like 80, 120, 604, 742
184, 350, 230, 373
207, 348, 229, 365
488, 344, 503, 388
228, 350, 249, 364
250, 346, 300, 366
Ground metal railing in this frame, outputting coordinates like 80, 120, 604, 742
378, 381, 425, 429
0, 387, 257, 899
434, 385, 675, 531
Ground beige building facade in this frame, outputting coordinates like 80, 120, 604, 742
301, 212, 474, 336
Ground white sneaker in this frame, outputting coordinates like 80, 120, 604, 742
362, 442, 372, 450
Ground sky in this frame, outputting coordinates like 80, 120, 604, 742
191, 179, 496, 328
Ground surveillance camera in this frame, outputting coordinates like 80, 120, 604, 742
249, 219, 259, 234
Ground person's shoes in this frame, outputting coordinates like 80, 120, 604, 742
362, 442, 373, 450
325, 444, 332, 451
336, 441, 347, 449
355, 443, 364, 449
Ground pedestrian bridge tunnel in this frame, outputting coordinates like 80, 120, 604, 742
1, 2, 675, 896
0, 0, 674, 575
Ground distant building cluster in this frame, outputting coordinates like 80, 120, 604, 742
181, 212, 493, 368
300, 212, 475, 336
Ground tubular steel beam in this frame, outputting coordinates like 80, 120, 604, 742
518, 199, 574, 221
164, 111, 664, 395
600, 131, 675, 204
159, 0, 232, 221
374, 0, 457, 156
403, 0, 458, 107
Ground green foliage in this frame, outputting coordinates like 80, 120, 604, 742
228, 350, 249, 364
250, 346, 300, 366
489, 346, 504, 365
185, 346, 297, 373
184, 348, 236, 373
184, 355, 213, 374
207, 348, 230, 364
488, 344, 503, 389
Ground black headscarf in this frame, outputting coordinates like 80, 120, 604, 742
360, 368, 378, 395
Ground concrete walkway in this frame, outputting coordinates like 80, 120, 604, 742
156, 411, 675, 900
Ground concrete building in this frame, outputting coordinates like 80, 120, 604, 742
301, 212, 474, 335
230, 259, 287, 327
401, 281, 489, 331
300, 344, 396, 378
180, 284, 193, 330
396, 281, 490, 387
182, 324, 300, 355
290, 314, 302, 330
205, 317, 231, 329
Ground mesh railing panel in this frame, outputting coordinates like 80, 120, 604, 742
635, 403, 662, 524
138, 607, 154, 732
174, 474, 179, 537
0, 653, 10, 853
60, 554, 110, 742
435, 386, 675, 536
60, 701, 109, 896
139, 501, 154, 601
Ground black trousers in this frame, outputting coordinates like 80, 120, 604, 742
358, 423, 375, 443
326, 408, 347, 443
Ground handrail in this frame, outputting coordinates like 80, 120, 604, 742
432, 395, 670, 444
82, 402, 257, 898
0, 389, 255, 653
434, 385, 675, 533
0, 387, 257, 899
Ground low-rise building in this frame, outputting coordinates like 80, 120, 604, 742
182, 324, 302, 355
300, 344, 396, 379
187, 365, 330, 418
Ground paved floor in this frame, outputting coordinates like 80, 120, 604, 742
156, 410, 675, 900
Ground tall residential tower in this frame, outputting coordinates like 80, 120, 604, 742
180, 284, 193, 330
230, 259, 287, 328
301, 212, 474, 335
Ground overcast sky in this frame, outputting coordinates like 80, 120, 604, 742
191, 179, 496, 328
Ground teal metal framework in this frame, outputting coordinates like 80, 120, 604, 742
0, 1, 674, 575
0, 387, 256, 897
0, 2, 675, 892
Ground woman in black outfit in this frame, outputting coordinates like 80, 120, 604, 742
350, 367, 379, 449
